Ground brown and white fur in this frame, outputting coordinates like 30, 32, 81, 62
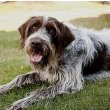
0, 16, 110, 110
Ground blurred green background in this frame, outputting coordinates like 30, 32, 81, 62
0, 1, 110, 110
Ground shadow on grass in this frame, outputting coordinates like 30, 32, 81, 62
71, 14, 110, 30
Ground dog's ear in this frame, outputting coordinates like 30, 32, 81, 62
61, 23, 74, 48
18, 21, 29, 48
18, 17, 36, 48
57, 22, 75, 53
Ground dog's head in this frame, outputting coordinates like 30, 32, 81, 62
18, 16, 74, 70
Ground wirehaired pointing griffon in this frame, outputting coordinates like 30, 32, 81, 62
0, 16, 110, 110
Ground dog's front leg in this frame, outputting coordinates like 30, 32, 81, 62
0, 71, 42, 94
6, 83, 65, 110
7, 64, 84, 110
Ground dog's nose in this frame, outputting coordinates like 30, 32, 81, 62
31, 42, 36, 47
31, 41, 41, 47
30, 38, 42, 47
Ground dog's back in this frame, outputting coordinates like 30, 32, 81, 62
65, 24, 110, 80
81, 28, 110, 80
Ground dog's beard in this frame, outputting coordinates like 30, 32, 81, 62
25, 42, 53, 69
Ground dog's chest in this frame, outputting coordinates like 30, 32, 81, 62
38, 66, 57, 84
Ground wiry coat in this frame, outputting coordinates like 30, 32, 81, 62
0, 16, 110, 110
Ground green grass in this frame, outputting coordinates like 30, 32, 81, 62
0, 15, 110, 110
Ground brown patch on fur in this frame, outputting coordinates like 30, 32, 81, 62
18, 16, 43, 48
46, 17, 75, 54
83, 43, 108, 75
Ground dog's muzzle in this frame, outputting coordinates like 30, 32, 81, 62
26, 37, 51, 64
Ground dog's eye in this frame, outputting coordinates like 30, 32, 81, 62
31, 24, 37, 30
49, 29, 55, 35
31, 21, 41, 31
32, 26, 36, 29
47, 27, 56, 37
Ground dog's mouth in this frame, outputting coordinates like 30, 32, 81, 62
26, 42, 52, 65
30, 53, 43, 63
28, 46, 51, 64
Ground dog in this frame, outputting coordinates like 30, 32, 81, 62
0, 16, 110, 110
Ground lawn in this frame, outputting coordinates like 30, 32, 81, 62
0, 15, 110, 110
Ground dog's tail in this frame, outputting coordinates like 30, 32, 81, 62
84, 71, 110, 81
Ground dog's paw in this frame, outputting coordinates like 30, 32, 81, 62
6, 106, 24, 110
6, 99, 28, 110
6, 104, 26, 110
0, 85, 7, 95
